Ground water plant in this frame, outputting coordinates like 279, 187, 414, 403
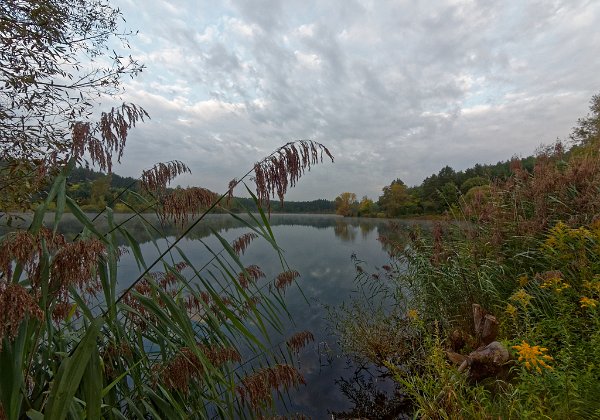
0, 140, 333, 419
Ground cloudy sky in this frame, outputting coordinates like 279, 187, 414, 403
111, 0, 600, 200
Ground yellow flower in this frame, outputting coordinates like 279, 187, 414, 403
583, 277, 600, 294
407, 309, 419, 321
510, 289, 533, 306
518, 275, 529, 287
538, 271, 570, 293
512, 341, 554, 374
580, 296, 598, 309
505, 303, 518, 318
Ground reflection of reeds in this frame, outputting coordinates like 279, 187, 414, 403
237, 364, 305, 411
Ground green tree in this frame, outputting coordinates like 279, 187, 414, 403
460, 176, 488, 194
90, 174, 112, 208
571, 93, 600, 146
335, 192, 358, 216
358, 196, 376, 217
378, 179, 418, 217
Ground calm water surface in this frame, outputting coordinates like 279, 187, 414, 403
3, 213, 430, 418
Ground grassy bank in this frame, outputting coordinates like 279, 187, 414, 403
332, 94, 600, 418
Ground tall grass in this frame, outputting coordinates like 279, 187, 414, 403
331, 95, 600, 418
0, 140, 332, 419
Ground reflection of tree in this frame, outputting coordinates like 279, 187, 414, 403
331, 364, 411, 418
359, 222, 375, 239
1, 213, 419, 253
334, 221, 357, 242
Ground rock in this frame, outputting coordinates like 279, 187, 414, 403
460, 341, 510, 382
446, 350, 467, 366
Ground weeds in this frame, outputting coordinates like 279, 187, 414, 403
332, 93, 600, 418
0, 140, 332, 419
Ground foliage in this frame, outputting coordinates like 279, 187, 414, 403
1, 0, 146, 212
0, 0, 143, 166
332, 93, 600, 418
357, 196, 377, 217
334, 192, 358, 217
370, 156, 537, 218
0, 140, 332, 419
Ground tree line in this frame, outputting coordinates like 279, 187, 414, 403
60, 167, 336, 214
335, 156, 536, 217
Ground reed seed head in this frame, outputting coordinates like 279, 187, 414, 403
252, 140, 333, 212
237, 364, 305, 411
158, 186, 218, 227
238, 265, 265, 289
0, 283, 43, 350
286, 330, 315, 353
140, 160, 190, 193
274, 270, 300, 292
232, 232, 259, 256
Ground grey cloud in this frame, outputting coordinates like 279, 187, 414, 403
113, 0, 600, 200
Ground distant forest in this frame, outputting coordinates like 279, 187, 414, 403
65, 153, 541, 218
64, 167, 337, 214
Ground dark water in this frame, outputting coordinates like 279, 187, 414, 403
2, 213, 430, 418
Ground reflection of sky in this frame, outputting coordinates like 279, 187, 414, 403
233, 221, 393, 416
9, 213, 427, 416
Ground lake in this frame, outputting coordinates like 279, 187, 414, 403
2, 212, 429, 418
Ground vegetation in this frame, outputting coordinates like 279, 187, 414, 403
0, 141, 333, 419
1, 1, 334, 418
332, 93, 600, 418
336, 153, 537, 219
60, 166, 337, 214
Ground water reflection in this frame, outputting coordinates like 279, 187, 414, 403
1, 212, 431, 418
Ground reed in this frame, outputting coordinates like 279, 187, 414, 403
0, 140, 333, 419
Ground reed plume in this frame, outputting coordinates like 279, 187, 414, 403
157, 345, 241, 394
232, 232, 259, 256
238, 265, 266, 289
0, 227, 65, 282
0, 283, 43, 350
51, 238, 106, 295
158, 187, 218, 227
251, 140, 333, 211
140, 160, 190, 193
274, 270, 300, 292
286, 330, 315, 353
71, 104, 149, 172
237, 364, 305, 411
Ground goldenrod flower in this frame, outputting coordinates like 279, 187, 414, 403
407, 309, 419, 321
512, 341, 554, 374
510, 289, 533, 306
583, 277, 600, 294
505, 303, 518, 318
580, 296, 598, 309
518, 275, 529, 287
538, 271, 570, 293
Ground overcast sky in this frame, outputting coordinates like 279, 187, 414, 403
110, 0, 600, 200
